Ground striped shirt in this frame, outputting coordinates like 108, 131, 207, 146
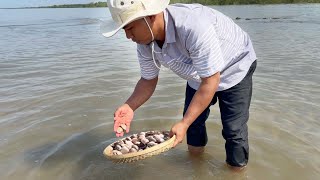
137, 3, 257, 91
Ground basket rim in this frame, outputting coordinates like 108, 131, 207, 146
103, 130, 176, 160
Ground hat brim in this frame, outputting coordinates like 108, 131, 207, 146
100, 0, 169, 38
100, 12, 146, 38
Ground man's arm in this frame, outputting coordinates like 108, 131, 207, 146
170, 72, 220, 146
125, 76, 158, 111
182, 72, 220, 126
114, 45, 159, 137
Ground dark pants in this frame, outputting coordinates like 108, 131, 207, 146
184, 61, 257, 167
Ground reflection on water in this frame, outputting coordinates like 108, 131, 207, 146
0, 4, 319, 180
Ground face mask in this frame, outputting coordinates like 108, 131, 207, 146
143, 17, 161, 69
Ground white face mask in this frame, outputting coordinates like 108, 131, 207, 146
143, 17, 161, 69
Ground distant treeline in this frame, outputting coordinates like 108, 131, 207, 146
40, 0, 320, 8
42, 2, 107, 8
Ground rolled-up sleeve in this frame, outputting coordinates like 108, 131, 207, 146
137, 45, 160, 80
185, 16, 224, 78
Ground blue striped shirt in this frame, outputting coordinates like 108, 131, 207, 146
137, 3, 257, 91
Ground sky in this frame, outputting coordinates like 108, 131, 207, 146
0, 0, 106, 8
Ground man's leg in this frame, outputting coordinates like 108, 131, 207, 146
217, 61, 257, 168
184, 83, 212, 154
188, 145, 205, 154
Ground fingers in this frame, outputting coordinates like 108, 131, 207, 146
169, 130, 174, 138
173, 135, 183, 147
114, 119, 130, 135
116, 131, 124, 137
113, 110, 121, 132
114, 108, 121, 118
113, 110, 126, 132
114, 120, 120, 132
170, 130, 181, 147
125, 123, 130, 133
170, 127, 178, 147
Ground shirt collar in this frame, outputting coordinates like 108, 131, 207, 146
164, 8, 176, 44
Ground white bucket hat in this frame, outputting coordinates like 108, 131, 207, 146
101, 0, 170, 38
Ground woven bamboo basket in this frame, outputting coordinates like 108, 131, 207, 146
103, 131, 176, 163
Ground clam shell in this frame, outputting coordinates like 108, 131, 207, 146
146, 131, 154, 136
141, 138, 149, 145
154, 135, 164, 143
138, 132, 145, 136
132, 145, 139, 150
134, 141, 141, 146
130, 134, 138, 139
121, 144, 130, 150
163, 131, 170, 136
120, 124, 127, 131
116, 127, 123, 133
120, 146, 129, 154
119, 141, 124, 145
147, 136, 156, 142
112, 150, 122, 155
115, 144, 122, 151
131, 138, 139, 144
125, 140, 133, 149
129, 148, 137, 153
138, 135, 145, 140
138, 143, 147, 150
147, 141, 157, 147
113, 142, 120, 147
159, 134, 164, 139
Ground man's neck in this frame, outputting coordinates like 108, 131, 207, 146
154, 12, 165, 48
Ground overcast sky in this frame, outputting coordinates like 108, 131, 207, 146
0, 0, 106, 8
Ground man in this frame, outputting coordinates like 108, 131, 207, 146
102, 0, 257, 170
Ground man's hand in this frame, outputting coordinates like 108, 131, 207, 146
169, 120, 190, 147
114, 104, 134, 137
112, 77, 157, 137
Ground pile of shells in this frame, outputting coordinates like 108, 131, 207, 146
111, 131, 171, 155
